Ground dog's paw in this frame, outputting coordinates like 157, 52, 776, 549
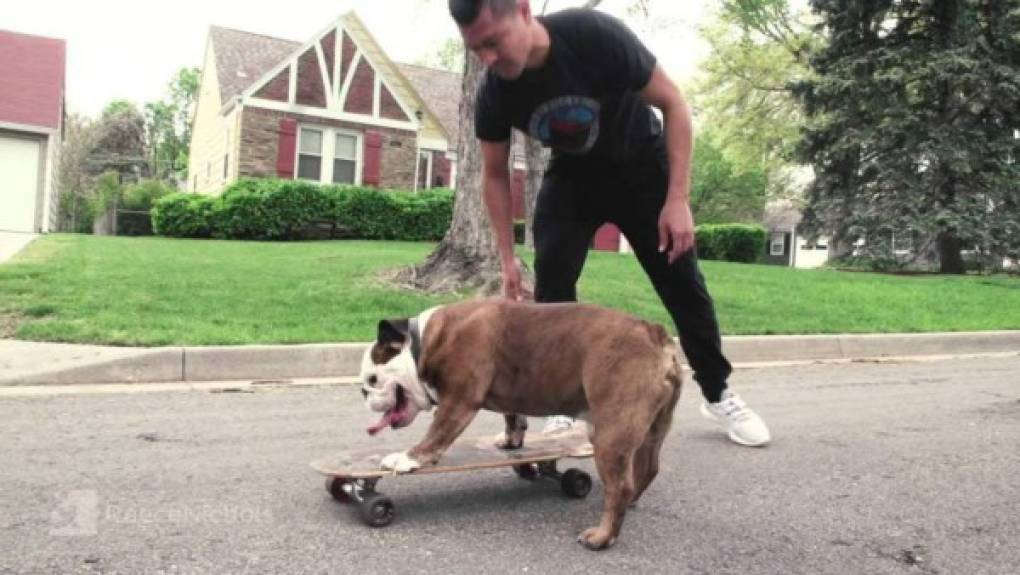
380, 451, 421, 474
578, 527, 617, 551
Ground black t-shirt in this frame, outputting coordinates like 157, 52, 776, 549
475, 8, 661, 165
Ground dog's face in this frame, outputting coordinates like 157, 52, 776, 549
359, 319, 431, 435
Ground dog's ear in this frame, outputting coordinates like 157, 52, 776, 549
377, 319, 410, 350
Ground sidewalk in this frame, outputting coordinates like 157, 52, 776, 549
1, 331, 1017, 386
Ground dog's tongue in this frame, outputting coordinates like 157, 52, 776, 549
366, 410, 400, 436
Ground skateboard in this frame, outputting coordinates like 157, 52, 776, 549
311, 427, 595, 527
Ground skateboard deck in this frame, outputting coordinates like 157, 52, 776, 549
311, 427, 593, 479
313, 427, 595, 527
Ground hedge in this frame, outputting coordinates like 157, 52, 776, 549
151, 179, 453, 242
695, 224, 767, 263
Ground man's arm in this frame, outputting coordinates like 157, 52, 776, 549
641, 64, 697, 263
480, 139, 529, 300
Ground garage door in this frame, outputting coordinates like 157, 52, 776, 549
0, 135, 42, 233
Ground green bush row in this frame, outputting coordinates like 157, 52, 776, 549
695, 224, 767, 263
151, 179, 453, 241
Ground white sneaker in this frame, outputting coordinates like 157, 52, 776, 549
700, 390, 771, 447
542, 415, 575, 434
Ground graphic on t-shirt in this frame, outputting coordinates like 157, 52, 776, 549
528, 96, 600, 155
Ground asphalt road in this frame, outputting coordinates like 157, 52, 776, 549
1, 354, 1018, 574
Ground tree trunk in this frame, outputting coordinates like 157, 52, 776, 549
523, 136, 548, 249
395, 53, 507, 295
937, 231, 966, 275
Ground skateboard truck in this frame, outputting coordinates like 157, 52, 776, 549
325, 477, 395, 527
513, 460, 593, 498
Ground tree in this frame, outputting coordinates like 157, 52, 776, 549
794, 0, 1020, 273
690, 132, 768, 224
146, 67, 200, 182
419, 38, 466, 72
692, 0, 816, 201
397, 52, 505, 293
56, 113, 100, 232
90, 100, 148, 182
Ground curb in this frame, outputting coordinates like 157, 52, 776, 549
1, 331, 1018, 387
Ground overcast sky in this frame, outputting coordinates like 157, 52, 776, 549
4, 0, 717, 117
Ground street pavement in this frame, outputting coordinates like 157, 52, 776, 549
0, 354, 1017, 574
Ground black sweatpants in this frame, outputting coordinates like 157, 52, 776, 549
532, 144, 732, 403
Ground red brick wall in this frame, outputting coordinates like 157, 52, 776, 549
254, 66, 290, 102
296, 48, 326, 108
340, 33, 355, 82
379, 85, 408, 121
320, 30, 336, 86
344, 58, 375, 115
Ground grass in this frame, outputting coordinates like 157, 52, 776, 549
0, 234, 1017, 346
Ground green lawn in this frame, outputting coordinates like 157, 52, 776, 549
0, 234, 1017, 346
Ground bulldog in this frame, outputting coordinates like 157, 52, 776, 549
359, 298, 682, 550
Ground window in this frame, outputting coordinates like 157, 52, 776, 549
770, 232, 786, 256
296, 126, 361, 184
298, 128, 324, 181
333, 133, 357, 184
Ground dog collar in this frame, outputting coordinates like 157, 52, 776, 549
408, 316, 438, 406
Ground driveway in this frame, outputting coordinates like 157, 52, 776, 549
0, 231, 38, 264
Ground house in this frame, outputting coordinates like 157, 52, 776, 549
188, 11, 625, 251
762, 201, 830, 268
189, 12, 459, 196
0, 30, 65, 234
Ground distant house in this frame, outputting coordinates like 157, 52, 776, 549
763, 201, 830, 268
188, 11, 625, 251
0, 30, 65, 234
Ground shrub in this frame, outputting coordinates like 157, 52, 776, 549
151, 179, 453, 242
119, 180, 175, 236
122, 180, 174, 211
696, 224, 767, 263
151, 193, 218, 238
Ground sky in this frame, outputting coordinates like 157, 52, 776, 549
3, 0, 717, 117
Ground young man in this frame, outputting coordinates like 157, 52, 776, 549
449, 0, 770, 446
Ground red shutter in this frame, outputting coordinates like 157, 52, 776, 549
363, 131, 383, 187
593, 223, 621, 252
276, 118, 298, 178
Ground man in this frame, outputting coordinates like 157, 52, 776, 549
449, 0, 770, 446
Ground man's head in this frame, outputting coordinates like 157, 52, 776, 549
449, 0, 535, 80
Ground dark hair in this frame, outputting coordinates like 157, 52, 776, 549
448, 0, 517, 26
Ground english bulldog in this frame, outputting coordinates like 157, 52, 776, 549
359, 298, 682, 550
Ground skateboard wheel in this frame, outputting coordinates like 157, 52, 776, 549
561, 468, 592, 499
359, 493, 396, 527
513, 463, 539, 480
325, 477, 353, 504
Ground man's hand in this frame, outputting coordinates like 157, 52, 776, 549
501, 258, 533, 302
657, 196, 696, 264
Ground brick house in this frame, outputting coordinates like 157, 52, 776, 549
188, 12, 460, 195
0, 30, 65, 234
188, 11, 623, 251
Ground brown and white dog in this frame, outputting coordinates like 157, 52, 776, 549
359, 298, 682, 550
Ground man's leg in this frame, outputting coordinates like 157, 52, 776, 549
533, 167, 600, 433
611, 156, 770, 446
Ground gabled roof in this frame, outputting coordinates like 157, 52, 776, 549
396, 63, 460, 144
209, 26, 299, 106
0, 29, 65, 131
